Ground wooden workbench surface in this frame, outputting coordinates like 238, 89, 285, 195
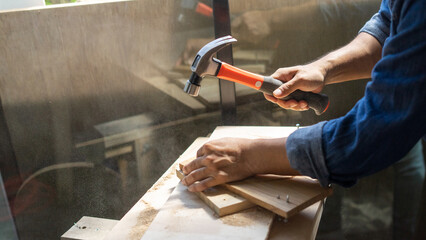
105, 127, 324, 240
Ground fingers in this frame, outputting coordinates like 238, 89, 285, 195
187, 177, 217, 192
263, 93, 309, 111
182, 168, 228, 192
276, 99, 309, 111
273, 79, 303, 98
181, 166, 210, 187
271, 67, 298, 82
264, 93, 277, 103
182, 156, 204, 175
270, 67, 301, 98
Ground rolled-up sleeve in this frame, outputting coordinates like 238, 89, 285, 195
286, 0, 426, 187
287, 122, 330, 187
359, 0, 391, 45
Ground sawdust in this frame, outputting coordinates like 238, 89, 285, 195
128, 201, 159, 240
147, 164, 177, 192
220, 207, 272, 227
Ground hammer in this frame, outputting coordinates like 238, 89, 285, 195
183, 36, 330, 115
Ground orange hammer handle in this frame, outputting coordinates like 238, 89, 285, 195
217, 62, 329, 115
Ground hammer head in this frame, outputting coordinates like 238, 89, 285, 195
183, 35, 237, 96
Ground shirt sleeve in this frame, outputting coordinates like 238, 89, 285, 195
287, 0, 426, 187
358, 0, 391, 45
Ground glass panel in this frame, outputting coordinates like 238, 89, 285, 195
0, 0, 220, 239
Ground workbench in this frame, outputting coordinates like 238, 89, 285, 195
63, 127, 325, 240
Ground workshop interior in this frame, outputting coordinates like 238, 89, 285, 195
1, 0, 425, 239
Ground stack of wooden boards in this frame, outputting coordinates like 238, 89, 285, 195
141, 126, 332, 240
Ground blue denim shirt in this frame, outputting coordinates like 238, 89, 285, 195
286, 0, 426, 187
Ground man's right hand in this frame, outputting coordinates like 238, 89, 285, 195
264, 64, 326, 111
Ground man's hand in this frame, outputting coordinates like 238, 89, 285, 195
181, 137, 299, 192
264, 64, 326, 111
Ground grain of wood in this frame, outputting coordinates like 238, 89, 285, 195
204, 126, 332, 218
108, 131, 326, 239
176, 169, 255, 216
141, 183, 274, 240
225, 177, 332, 218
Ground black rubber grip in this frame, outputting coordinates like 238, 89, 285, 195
260, 76, 329, 115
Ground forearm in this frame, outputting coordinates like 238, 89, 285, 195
310, 32, 382, 84
245, 138, 300, 176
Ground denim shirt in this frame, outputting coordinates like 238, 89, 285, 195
286, 0, 426, 187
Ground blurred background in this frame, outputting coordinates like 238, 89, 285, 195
0, 0, 425, 239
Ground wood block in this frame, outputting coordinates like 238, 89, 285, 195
176, 169, 255, 217
198, 126, 332, 218
268, 200, 324, 240
178, 157, 331, 219
141, 183, 274, 240
210, 126, 299, 140
225, 176, 332, 218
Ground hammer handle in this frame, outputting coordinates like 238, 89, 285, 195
261, 76, 329, 115
217, 62, 329, 115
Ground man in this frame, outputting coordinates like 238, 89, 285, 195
182, 0, 425, 237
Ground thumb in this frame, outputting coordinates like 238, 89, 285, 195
273, 79, 300, 98
271, 67, 298, 82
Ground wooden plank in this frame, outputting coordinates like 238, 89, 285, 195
176, 169, 255, 217
225, 176, 331, 218
268, 201, 323, 240
179, 157, 331, 219
209, 126, 299, 140
104, 137, 210, 240
141, 183, 274, 240
61, 216, 118, 240
205, 126, 332, 218
106, 131, 326, 240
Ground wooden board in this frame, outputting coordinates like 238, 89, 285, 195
106, 131, 326, 240
104, 137, 210, 240
61, 216, 118, 240
205, 126, 332, 218
225, 176, 332, 218
176, 169, 255, 217
141, 183, 274, 240
268, 200, 323, 240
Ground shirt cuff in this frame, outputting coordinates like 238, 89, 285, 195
287, 122, 330, 187
359, 13, 390, 46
